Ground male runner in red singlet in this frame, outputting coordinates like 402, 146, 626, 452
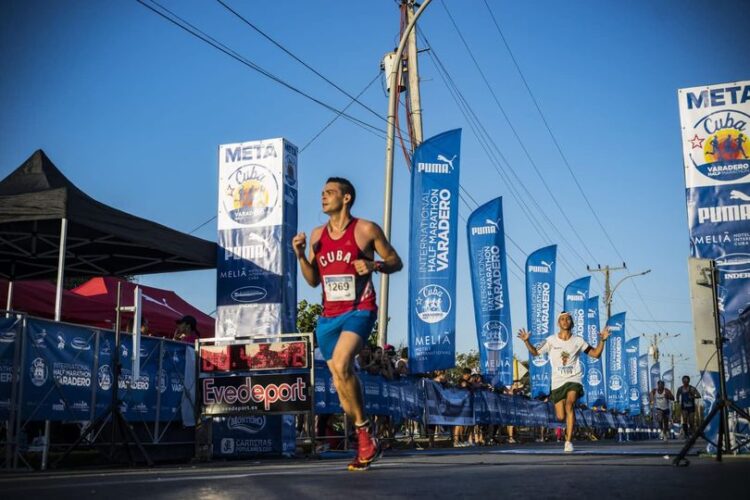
292, 177, 402, 471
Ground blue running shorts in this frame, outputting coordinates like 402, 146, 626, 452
315, 309, 377, 361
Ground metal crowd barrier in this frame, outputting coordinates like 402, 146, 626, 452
0, 312, 197, 470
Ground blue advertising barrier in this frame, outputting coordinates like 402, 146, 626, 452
212, 415, 296, 458
4, 316, 195, 424
313, 363, 638, 429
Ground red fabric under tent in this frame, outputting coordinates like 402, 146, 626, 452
1, 276, 214, 338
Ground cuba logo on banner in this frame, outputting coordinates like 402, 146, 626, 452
468, 197, 512, 383
681, 82, 750, 182
408, 129, 461, 373
221, 164, 280, 225
625, 337, 641, 415
525, 245, 556, 397
605, 312, 627, 412
584, 296, 607, 408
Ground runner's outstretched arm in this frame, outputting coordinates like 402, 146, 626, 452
585, 327, 611, 359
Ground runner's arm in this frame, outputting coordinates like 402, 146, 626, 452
585, 327, 610, 359
295, 228, 321, 287
517, 328, 539, 356
359, 221, 403, 274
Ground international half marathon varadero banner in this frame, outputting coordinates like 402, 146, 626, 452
468, 197, 512, 383
409, 129, 461, 373
650, 361, 661, 394
679, 81, 750, 407
217, 139, 298, 338
625, 337, 641, 416
584, 296, 606, 408
662, 368, 674, 392
525, 245, 556, 398
605, 312, 627, 412
638, 353, 651, 416
564, 277, 589, 403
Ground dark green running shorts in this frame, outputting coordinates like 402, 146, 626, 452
550, 382, 584, 404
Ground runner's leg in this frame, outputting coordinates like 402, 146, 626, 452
328, 331, 365, 424
564, 390, 577, 443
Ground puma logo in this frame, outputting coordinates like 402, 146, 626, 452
437, 154, 457, 170
730, 190, 750, 202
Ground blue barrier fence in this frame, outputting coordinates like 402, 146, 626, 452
0, 315, 195, 424
314, 363, 641, 429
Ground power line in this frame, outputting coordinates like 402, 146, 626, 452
439, 0, 600, 266
214, 0, 386, 124
479, 0, 666, 334
136, 0, 386, 140
188, 72, 384, 235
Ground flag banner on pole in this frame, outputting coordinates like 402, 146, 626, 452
563, 277, 590, 340
216, 139, 298, 338
638, 353, 651, 416
564, 277, 589, 403
525, 245, 556, 398
408, 129, 461, 373
625, 337, 641, 415
468, 197, 512, 383
605, 312, 627, 412
584, 296, 606, 408
663, 368, 674, 391
650, 361, 661, 395
679, 81, 750, 407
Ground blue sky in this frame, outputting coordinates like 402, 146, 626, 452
2, 0, 748, 380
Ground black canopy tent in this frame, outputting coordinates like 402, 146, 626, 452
0, 150, 217, 318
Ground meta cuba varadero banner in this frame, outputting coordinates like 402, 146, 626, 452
525, 245, 556, 397
584, 296, 606, 408
679, 81, 750, 407
468, 197, 512, 383
605, 312, 627, 412
217, 139, 298, 338
625, 337, 641, 415
638, 353, 651, 416
408, 129, 461, 373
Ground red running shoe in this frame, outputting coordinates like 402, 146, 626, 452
356, 426, 381, 465
347, 456, 369, 471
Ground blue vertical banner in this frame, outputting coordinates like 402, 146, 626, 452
584, 296, 606, 408
217, 138, 298, 338
605, 312, 627, 412
563, 277, 590, 338
663, 368, 674, 392
625, 337, 641, 415
638, 353, 651, 416
679, 81, 750, 408
650, 361, 661, 394
468, 197, 513, 383
408, 129, 461, 373
525, 245, 556, 398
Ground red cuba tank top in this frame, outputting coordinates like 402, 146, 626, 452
313, 218, 377, 317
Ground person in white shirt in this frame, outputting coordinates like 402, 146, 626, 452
518, 311, 610, 453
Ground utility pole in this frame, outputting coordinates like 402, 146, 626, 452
587, 263, 651, 323
378, 0, 432, 347
662, 353, 689, 393
404, 0, 424, 147
642, 332, 681, 365
587, 263, 627, 322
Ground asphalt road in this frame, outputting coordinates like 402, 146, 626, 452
2, 441, 748, 499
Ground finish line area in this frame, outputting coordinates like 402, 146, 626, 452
2, 441, 747, 500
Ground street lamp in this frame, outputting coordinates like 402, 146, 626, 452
604, 268, 651, 322
378, 0, 432, 347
